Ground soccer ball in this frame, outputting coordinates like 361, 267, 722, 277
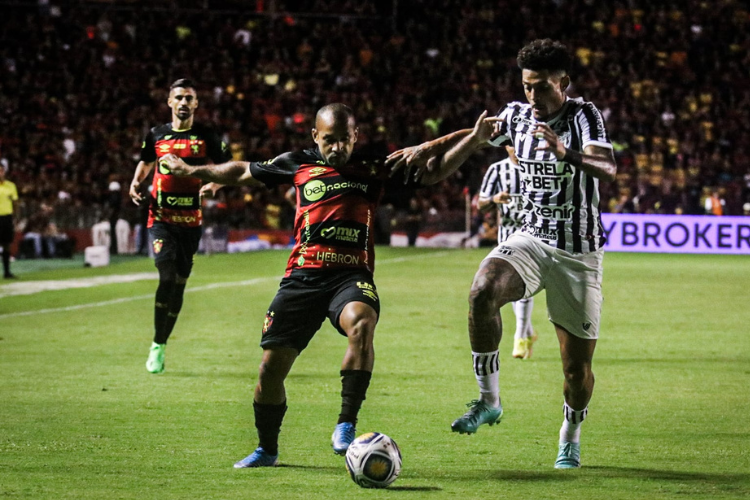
345, 432, 402, 488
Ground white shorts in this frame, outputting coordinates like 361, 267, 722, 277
483, 232, 604, 339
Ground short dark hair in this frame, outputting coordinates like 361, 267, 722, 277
315, 103, 355, 126
170, 78, 197, 91
517, 39, 572, 74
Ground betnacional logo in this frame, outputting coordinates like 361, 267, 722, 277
303, 180, 327, 202
302, 179, 369, 202
158, 159, 171, 175
152, 239, 164, 254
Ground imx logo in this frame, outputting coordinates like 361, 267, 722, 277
320, 226, 360, 242
166, 196, 194, 207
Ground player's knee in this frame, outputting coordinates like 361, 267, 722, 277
156, 261, 178, 284
563, 363, 592, 389
346, 314, 376, 346
258, 360, 287, 385
469, 277, 504, 311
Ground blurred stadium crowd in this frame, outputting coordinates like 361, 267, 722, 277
2, 0, 749, 241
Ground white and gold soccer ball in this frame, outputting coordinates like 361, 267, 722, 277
345, 432, 402, 488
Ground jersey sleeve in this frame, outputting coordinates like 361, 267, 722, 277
248, 152, 301, 187
139, 130, 157, 163
478, 163, 501, 199
487, 106, 513, 147
577, 102, 612, 150
206, 130, 232, 164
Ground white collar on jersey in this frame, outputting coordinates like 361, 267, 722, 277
543, 96, 583, 126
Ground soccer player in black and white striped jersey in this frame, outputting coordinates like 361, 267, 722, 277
389, 39, 617, 469
477, 147, 537, 360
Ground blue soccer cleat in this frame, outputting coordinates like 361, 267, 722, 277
332, 422, 356, 455
233, 447, 278, 468
554, 441, 581, 469
451, 400, 503, 434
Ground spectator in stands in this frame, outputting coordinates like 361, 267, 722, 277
22, 203, 68, 258
704, 189, 725, 216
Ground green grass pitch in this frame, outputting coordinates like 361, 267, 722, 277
1, 248, 748, 499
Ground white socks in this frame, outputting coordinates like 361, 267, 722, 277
512, 298, 534, 339
559, 402, 588, 443
472, 350, 500, 407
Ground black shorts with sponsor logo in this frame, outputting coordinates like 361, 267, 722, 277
0, 215, 14, 245
260, 269, 380, 353
148, 222, 202, 277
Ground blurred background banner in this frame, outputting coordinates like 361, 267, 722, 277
601, 214, 750, 254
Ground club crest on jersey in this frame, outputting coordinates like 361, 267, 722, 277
263, 311, 275, 333
308, 167, 328, 177
152, 239, 164, 254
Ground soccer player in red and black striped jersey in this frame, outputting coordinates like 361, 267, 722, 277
161, 103, 468, 468
129, 78, 230, 375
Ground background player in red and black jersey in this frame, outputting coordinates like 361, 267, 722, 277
161, 103, 470, 468
128, 78, 230, 375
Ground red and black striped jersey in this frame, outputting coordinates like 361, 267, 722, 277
140, 123, 230, 228
250, 148, 405, 278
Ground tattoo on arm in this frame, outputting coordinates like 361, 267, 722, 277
563, 146, 617, 182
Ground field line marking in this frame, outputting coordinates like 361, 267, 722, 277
0, 251, 454, 319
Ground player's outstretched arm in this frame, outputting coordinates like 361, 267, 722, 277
161, 154, 255, 185
386, 129, 472, 183
420, 111, 502, 185
129, 161, 154, 205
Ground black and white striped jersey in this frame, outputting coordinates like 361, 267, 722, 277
488, 97, 612, 254
479, 158, 525, 243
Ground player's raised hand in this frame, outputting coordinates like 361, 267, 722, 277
470, 111, 504, 143
387, 145, 433, 184
161, 154, 193, 176
493, 191, 512, 204
200, 182, 223, 198
532, 123, 566, 159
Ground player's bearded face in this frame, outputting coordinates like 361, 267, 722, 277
313, 119, 358, 167
168, 87, 199, 121
521, 69, 569, 120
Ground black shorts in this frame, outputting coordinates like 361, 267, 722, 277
260, 270, 381, 353
148, 222, 202, 277
0, 215, 13, 245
